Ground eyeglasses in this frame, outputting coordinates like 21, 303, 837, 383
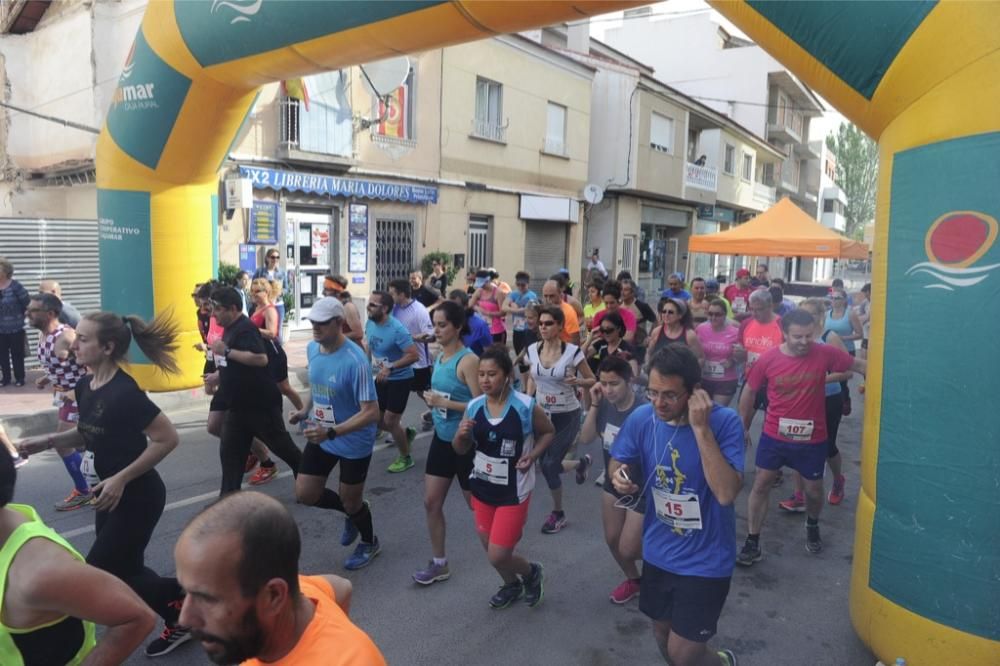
832, 296, 846, 301
645, 388, 688, 404
538, 320, 557, 327
662, 309, 678, 316
267, 255, 279, 259
599, 327, 616, 334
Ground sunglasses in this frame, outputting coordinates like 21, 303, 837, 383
538, 320, 557, 327
662, 309, 678, 315
599, 327, 616, 334
267, 254, 279, 259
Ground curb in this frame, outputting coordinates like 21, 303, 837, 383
4, 367, 312, 439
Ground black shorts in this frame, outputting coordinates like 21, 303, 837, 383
299, 443, 372, 485
638, 561, 731, 642
425, 433, 474, 491
411, 366, 432, 392
209, 391, 230, 412
491, 331, 507, 346
377, 377, 412, 414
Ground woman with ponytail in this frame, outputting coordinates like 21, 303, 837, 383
17, 310, 192, 657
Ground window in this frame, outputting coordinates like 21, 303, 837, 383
649, 112, 673, 153
544, 102, 567, 155
474, 77, 504, 142
622, 234, 637, 274
823, 199, 835, 213
741, 153, 753, 181
723, 144, 736, 174
687, 129, 699, 162
468, 216, 492, 270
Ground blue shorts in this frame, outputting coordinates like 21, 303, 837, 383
756, 433, 827, 480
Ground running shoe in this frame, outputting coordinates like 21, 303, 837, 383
54, 489, 94, 512
12, 456, 27, 469
243, 453, 258, 474
575, 454, 592, 485
14, 380, 25, 387
778, 491, 806, 513
805, 523, 823, 554
249, 464, 277, 485
387, 455, 414, 473
144, 624, 192, 657
413, 560, 451, 585
541, 512, 567, 534
345, 537, 381, 570
609, 578, 640, 605
522, 562, 544, 607
340, 500, 369, 547
489, 580, 524, 609
735, 538, 762, 567
828, 475, 846, 505
718, 648, 738, 666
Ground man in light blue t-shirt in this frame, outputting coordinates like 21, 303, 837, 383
291, 297, 382, 571
610, 345, 744, 666
365, 290, 419, 474
503, 270, 539, 359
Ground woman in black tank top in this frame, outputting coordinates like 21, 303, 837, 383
642, 298, 704, 379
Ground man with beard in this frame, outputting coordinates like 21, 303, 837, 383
175, 491, 386, 665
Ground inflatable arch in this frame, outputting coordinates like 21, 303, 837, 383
98, 2, 998, 664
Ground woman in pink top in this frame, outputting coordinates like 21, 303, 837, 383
469, 272, 507, 344
695, 299, 742, 405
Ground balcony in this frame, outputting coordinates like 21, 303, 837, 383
684, 163, 718, 192
278, 96, 354, 167
752, 182, 776, 209
470, 118, 507, 144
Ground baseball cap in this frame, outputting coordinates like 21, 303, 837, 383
558, 267, 570, 275
736, 268, 751, 278
307, 297, 345, 322
705, 278, 720, 291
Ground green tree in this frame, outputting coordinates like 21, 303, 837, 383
826, 122, 878, 239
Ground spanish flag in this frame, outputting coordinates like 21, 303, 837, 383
377, 83, 407, 139
281, 78, 310, 112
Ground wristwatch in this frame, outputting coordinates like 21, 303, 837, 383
326, 426, 337, 440
223, 346, 232, 358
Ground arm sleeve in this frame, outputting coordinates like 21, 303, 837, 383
610, 410, 642, 466
124, 385, 163, 432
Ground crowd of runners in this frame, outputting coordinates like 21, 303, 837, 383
0, 252, 874, 665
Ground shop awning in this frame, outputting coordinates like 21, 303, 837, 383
687, 197, 868, 259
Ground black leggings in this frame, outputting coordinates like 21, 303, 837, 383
0, 329, 26, 383
86, 471, 182, 624
824, 391, 844, 459
219, 407, 302, 495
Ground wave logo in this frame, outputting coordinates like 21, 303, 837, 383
120, 41, 136, 82
211, 0, 263, 24
905, 211, 999, 291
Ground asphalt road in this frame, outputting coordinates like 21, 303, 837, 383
15, 384, 876, 666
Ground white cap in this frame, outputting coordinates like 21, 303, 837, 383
306, 297, 345, 322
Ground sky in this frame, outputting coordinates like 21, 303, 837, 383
588, 0, 847, 142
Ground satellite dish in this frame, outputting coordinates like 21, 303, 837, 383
359, 56, 411, 96
582, 183, 604, 205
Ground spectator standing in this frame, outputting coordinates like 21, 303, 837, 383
0, 257, 29, 387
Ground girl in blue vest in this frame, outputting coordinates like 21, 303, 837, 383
453, 346, 555, 609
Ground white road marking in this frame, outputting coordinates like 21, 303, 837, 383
56, 431, 432, 540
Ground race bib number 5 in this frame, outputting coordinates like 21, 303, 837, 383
473, 452, 509, 485
778, 417, 814, 441
653, 488, 702, 530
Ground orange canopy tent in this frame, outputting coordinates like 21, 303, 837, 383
688, 197, 869, 259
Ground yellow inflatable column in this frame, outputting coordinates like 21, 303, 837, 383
709, 2, 1000, 664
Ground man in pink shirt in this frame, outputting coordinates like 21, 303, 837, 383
735, 309, 865, 565
591, 281, 638, 344
723, 269, 754, 320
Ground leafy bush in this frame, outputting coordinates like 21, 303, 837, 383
218, 261, 240, 286
420, 251, 459, 284
282, 292, 294, 322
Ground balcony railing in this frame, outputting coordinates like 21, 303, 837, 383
684, 163, 718, 192
278, 96, 353, 158
753, 182, 776, 208
471, 118, 507, 143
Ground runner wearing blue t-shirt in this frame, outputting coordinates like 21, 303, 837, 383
365, 291, 419, 473
503, 271, 539, 357
292, 297, 382, 571
610, 344, 743, 666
